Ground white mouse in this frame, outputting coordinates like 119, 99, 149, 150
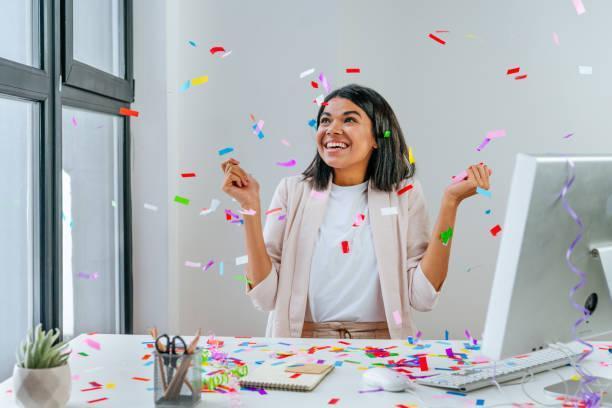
362, 367, 413, 392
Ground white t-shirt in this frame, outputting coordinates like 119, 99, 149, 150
307, 180, 386, 322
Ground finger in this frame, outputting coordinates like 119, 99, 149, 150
229, 166, 249, 185
468, 166, 483, 188
225, 173, 243, 188
220, 158, 240, 172
475, 165, 489, 189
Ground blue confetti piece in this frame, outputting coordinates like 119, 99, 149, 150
308, 119, 317, 128
188, 40, 197, 47
271, 361, 285, 366
447, 391, 467, 397
334, 361, 344, 367
179, 80, 191, 92
278, 342, 291, 346
219, 261, 224, 276
144, 361, 154, 367
255, 360, 265, 365
476, 399, 485, 406
218, 147, 234, 156
476, 187, 492, 198
485, 209, 492, 215
444, 330, 449, 340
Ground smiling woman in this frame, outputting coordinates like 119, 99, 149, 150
220, 83, 492, 339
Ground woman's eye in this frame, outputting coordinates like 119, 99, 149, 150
345, 117, 356, 123
320, 118, 330, 124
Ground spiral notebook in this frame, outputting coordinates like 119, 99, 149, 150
239, 363, 334, 392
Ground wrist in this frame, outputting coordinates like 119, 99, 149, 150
442, 192, 460, 210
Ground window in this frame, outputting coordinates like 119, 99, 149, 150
0, 0, 133, 380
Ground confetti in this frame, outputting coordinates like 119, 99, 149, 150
87, 398, 108, 404
78, 272, 100, 280
308, 119, 317, 128
219, 262, 224, 276
553, 32, 560, 46
281, 139, 291, 146
341, 241, 350, 254
485, 209, 492, 215
188, 40, 197, 47
200, 199, 221, 216
191, 75, 209, 86
276, 159, 296, 167
383, 130, 391, 138
174, 195, 190, 206
476, 137, 491, 152
218, 147, 234, 156
203, 260, 215, 272
318, 73, 330, 93
487, 129, 506, 139
181, 172, 196, 178
311, 81, 319, 88
507, 67, 520, 75
381, 207, 398, 216
563, 133, 574, 139
490, 224, 502, 236
345, 68, 360, 73
352, 213, 365, 227
393, 310, 402, 326
444, 330, 449, 340
397, 184, 413, 196
252, 119, 265, 139
210, 46, 226, 55
299, 68, 315, 78
179, 80, 190, 92
476, 187, 492, 198
440, 227, 453, 246
266, 207, 282, 215
328, 398, 340, 405
578, 65, 592, 75
428, 33, 446, 45
451, 170, 468, 183
132, 377, 150, 382
84, 338, 101, 351
314, 94, 325, 107
233, 275, 252, 285
235, 255, 248, 266
72, 116, 77, 126
572, 0, 586, 15
119, 107, 139, 117
239, 208, 257, 216
185, 261, 201, 268
418, 356, 429, 371
408, 146, 415, 164
515, 74, 528, 80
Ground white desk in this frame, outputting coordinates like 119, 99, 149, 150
1, 335, 610, 407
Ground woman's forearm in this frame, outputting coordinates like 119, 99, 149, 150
420, 195, 459, 291
243, 200, 273, 288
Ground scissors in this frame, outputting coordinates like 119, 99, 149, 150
155, 334, 187, 384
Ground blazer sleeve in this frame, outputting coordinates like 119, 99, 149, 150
404, 179, 441, 312
245, 177, 289, 312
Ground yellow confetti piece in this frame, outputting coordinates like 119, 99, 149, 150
191, 75, 209, 86
408, 146, 415, 164
106, 383, 116, 389
570, 374, 581, 381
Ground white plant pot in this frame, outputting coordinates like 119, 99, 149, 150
12, 364, 71, 408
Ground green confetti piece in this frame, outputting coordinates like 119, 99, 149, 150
233, 275, 253, 285
78, 352, 89, 357
344, 359, 361, 364
440, 226, 453, 246
383, 130, 391, 138
174, 195, 190, 205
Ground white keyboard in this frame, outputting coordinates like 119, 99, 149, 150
416, 346, 584, 392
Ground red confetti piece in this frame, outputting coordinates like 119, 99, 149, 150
181, 172, 196, 178
341, 241, 350, 254
506, 67, 520, 75
311, 81, 319, 88
226, 213, 232, 221
131, 377, 150, 382
81, 387, 103, 392
141, 354, 151, 360
428, 33, 446, 45
87, 397, 108, 404
89, 382, 103, 387
514, 74, 528, 80
490, 224, 502, 236
265, 207, 282, 215
210, 46, 226, 55
119, 107, 139, 117
418, 356, 429, 371
289, 373, 301, 379
397, 184, 414, 196
329, 398, 340, 405
346, 68, 361, 73
321, 102, 329, 106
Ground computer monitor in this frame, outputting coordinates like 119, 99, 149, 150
481, 153, 612, 361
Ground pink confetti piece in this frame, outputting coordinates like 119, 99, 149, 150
84, 338, 100, 351
563, 133, 574, 139
239, 208, 257, 215
486, 129, 506, 139
393, 310, 402, 326
203, 260, 215, 272
72, 116, 78, 126
572, 0, 586, 15
451, 170, 468, 184
280, 139, 291, 146
78, 272, 100, 280
318, 73, 330, 93
276, 159, 296, 167
553, 32, 560, 46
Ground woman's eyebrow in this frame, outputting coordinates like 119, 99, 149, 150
320, 110, 362, 117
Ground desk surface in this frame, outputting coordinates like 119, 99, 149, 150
1, 335, 610, 407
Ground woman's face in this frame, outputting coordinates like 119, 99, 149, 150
315, 97, 377, 171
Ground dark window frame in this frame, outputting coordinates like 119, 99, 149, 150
0, 0, 133, 338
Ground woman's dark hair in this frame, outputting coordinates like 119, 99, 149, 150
301, 83, 415, 192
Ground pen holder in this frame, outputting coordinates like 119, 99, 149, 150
154, 349, 202, 406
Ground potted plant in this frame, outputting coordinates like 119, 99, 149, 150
12, 324, 71, 408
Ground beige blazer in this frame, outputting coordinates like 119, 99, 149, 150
246, 175, 440, 338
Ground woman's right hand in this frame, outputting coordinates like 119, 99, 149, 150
220, 158, 260, 209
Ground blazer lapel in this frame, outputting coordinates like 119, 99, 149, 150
368, 184, 403, 338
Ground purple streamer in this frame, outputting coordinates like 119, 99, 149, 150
560, 159, 600, 408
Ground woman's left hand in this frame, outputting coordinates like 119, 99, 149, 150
444, 163, 493, 206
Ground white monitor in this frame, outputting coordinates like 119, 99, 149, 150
481, 153, 612, 361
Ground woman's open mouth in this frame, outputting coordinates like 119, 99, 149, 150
324, 141, 350, 153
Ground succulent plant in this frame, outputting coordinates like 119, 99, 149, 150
16, 324, 70, 369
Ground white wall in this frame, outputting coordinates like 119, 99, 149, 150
132, 0, 612, 339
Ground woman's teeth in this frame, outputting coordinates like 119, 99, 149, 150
325, 142, 348, 149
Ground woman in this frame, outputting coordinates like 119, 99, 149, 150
220, 84, 492, 339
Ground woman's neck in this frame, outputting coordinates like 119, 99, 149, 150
333, 168, 368, 186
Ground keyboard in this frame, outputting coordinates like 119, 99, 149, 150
415, 345, 584, 392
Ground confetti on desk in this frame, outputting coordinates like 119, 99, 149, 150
84, 338, 101, 351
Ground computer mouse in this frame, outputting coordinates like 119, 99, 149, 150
362, 367, 413, 392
